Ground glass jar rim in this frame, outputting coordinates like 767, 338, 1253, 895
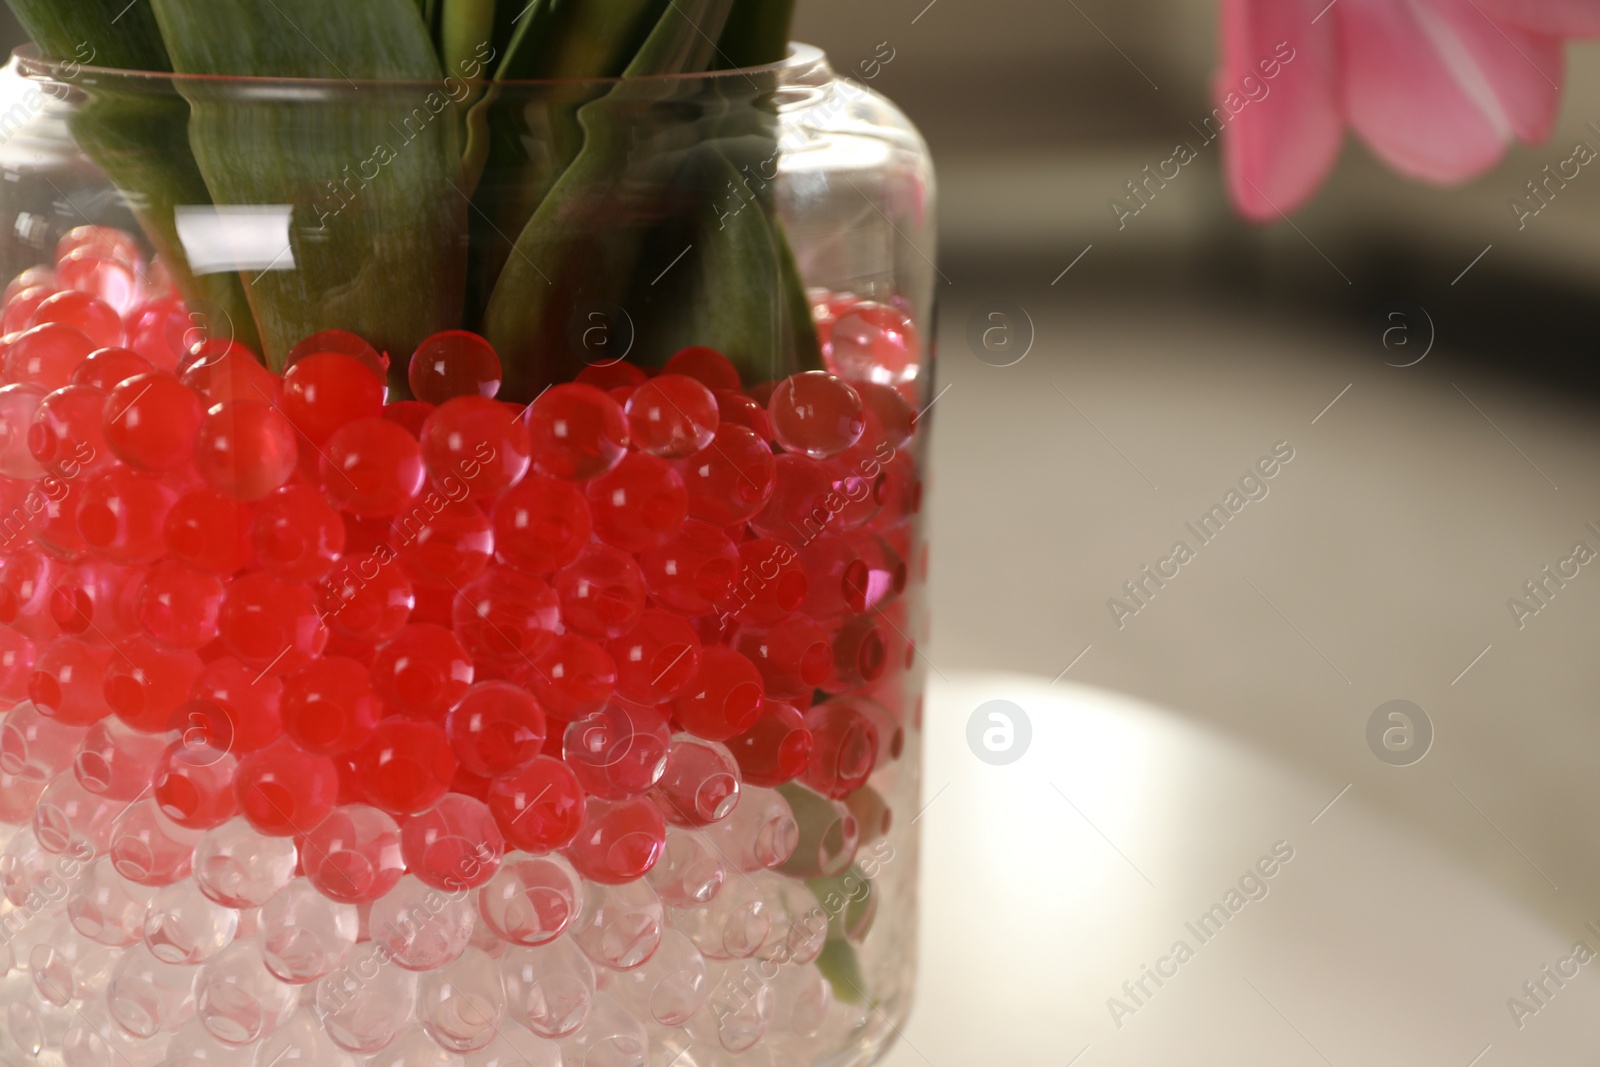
13, 40, 827, 90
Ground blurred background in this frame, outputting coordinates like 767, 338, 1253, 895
6, 2, 1599, 1062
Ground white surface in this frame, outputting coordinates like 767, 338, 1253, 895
882, 673, 1600, 1067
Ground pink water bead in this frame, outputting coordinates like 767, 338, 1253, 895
56, 226, 143, 269
193, 400, 299, 501
585, 452, 686, 553
31, 291, 123, 349
525, 383, 629, 481
217, 572, 328, 672
731, 614, 834, 700
320, 417, 426, 516
664, 346, 740, 392
104, 635, 201, 733
72, 347, 153, 391
555, 543, 646, 639
488, 755, 586, 854
826, 300, 919, 385
371, 623, 473, 720
799, 699, 879, 799
102, 372, 201, 471
714, 388, 773, 440
49, 557, 138, 641
608, 609, 702, 706
188, 656, 284, 755
651, 735, 740, 826
565, 796, 665, 884
563, 701, 671, 800
30, 636, 114, 725
5, 323, 98, 389
0, 630, 36, 704
281, 352, 384, 445
624, 374, 719, 458
768, 372, 865, 459
286, 329, 386, 378
251, 484, 345, 580
281, 656, 381, 755
677, 425, 777, 526
729, 701, 814, 788
451, 568, 560, 669
408, 330, 502, 404
749, 453, 835, 543
299, 803, 404, 903
671, 647, 764, 742
234, 739, 339, 836
637, 521, 739, 615
74, 717, 167, 799
180, 347, 279, 405
491, 474, 592, 573
420, 395, 531, 499
76, 467, 175, 563
354, 717, 457, 816
28, 383, 111, 476
401, 793, 504, 890
4, 264, 53, 303
152, 739, 239, 830
446, 680, 547, 778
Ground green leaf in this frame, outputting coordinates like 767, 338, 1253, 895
496, 0, 668, 81
441, 0, 497, 82
5, 0, 171, 71
716, 0, 795, 69
816, 938, 868, 1004
149, 0, 467, 374
805, 864, 878, 943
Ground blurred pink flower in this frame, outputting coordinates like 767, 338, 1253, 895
1220, 0, 1600, 220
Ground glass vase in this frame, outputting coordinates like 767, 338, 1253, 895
0, 41, 932, 1067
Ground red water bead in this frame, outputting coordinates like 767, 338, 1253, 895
353, 717, 456, 816
565, 796, 665, 884
391, 499, 492, 588
728, 701, 813, 788
72, 348, 153, 391
76, 468, 175, 564
799, 699, 879, 799
319, 553, 414, 644
563, 700, 671, 800
829, 615, 887, 688
189, 657, 283, 754
528, 633, 616, 720
282, 657, 381, 755
125, 297, 193, 371
853, 381, 916, 450
299, 803, 404, 903
671, 646, 764, 742
585, 453, 686, 553
623, 374, 719, 459
731, 614, 834, 700
487, 755, 584, 854
281, 352, 384, 445
152, 739, 238, 829
136, 560, 224, 649
607, 610, 701, 705
651, 735, 741, 826
235, 739, 340, 836
370, 623, 473, 720
401, 793, 504, 890
724, 538, 807, 626
54, 252, 139, 315
0, 629, 34, 703
320, 417, 426, 516
101, 372, 201, 472
677, 425, 776, 527
217, 572, 328, 671
56, 225, 142, 269
193, 403, 300, 502
798, 534, 868, 620
491, 474, 591, 574
636, 521, 739, 616
29, 384, 111, 475
286, 330, 387, 380
576, 362, 647, 392
554, 544, 646, 640
47, 558, 136, 645
524, 383, 628, 481
713, 389, 772, 441
30, 636, 114, 725
104, 635, 201, 733
419, 396, 530, 500
30, 291, 122, 350
250, 484, 345, 581
0, 383, 46, 479
5, 323, 98, 389
2, 289, 55, 339
768, 372, 865, 460
663, 346, 740, 392
165, 490, 252, 574
0, 549, 59, 638
408, 331, 501, 404
749, 453, 838, 544
179, 348, 279, 407
451, 569, 560, 670
4, 265, 54, 304
445, 680, 546, 778
382, 399, 434, 439
827, 301, 919, 385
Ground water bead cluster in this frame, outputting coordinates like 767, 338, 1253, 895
0, 226, 924, 1065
